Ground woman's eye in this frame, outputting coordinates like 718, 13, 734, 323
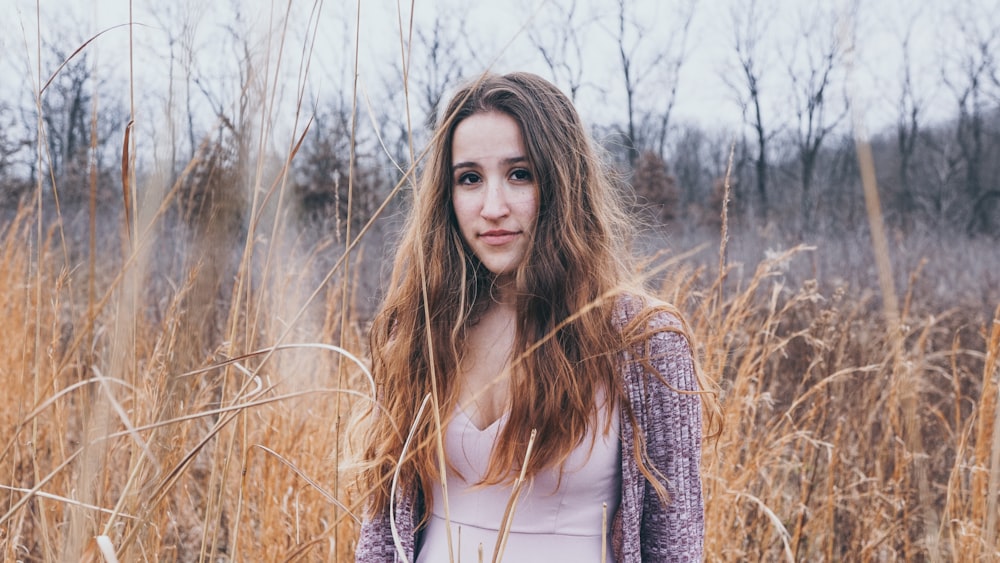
457, 172, 481, 185
510, 168, 532, 182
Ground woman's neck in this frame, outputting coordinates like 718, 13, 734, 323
460, 295, 518, 430
487, 274, 518, 308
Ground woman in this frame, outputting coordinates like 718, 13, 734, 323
354, 72, 715, 562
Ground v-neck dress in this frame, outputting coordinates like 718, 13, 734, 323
415, 403, 621, 563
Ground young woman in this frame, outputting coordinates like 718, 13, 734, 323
354, 72, 715, 562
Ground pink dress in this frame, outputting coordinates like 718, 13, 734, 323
415, 403, 621, 563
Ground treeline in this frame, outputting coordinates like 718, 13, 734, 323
2, 0, 998, 257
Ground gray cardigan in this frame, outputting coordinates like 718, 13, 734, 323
355, 299, 704, 562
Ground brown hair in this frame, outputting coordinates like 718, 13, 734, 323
354, 72, 709, 518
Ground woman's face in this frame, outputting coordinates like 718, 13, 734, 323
451, 111, 539, 279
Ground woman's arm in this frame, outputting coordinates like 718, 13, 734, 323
355, 508, 396, 563
355, 488, 421, 563
639, 316, 704, 561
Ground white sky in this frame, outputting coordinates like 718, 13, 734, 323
3, 0, 999, 158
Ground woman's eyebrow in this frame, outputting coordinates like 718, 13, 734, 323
451, 155, 528, 172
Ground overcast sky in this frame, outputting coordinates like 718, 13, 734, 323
4, 0, 999, 153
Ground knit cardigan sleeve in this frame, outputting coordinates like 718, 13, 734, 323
615, 301, 704, 562
355, 483, 422, 562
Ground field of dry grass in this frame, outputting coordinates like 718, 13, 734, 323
2, 4, 999, 561
2, 184, 997, 561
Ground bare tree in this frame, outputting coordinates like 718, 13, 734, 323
610, 0, 695, 165
725, 0, 778, 222
293, 100, 383, 239
891, 13, 926, 230
632, 149, 680, 224
526, 0, 591, 103
0, 103, 13, 172
0, 100, 30, 206
150, 1, 206, 173
41, 50, 93, 180
33, 45, 125, 208
942, 2, 1000, 235
375, 5, 472, 171
670, 123, 741, 218
784, 3, 851, 233
411, 13, 469, 132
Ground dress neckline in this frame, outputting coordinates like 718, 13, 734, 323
455, 405, 509, 433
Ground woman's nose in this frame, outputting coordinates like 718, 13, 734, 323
480, 181, 510, 219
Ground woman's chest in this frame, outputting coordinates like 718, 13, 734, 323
433, 404, 623, 534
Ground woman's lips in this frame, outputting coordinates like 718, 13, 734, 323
479, 230, 519, 245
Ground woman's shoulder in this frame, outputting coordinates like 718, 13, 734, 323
611, 291, 685, 334
612, 291, 696, 388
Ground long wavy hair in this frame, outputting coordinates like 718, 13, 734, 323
354, 71, 710, 519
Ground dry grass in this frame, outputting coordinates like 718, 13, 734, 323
3, 4, 999, 562
4, 181, 998, 560
1, 192, 371, 561
693, 254, 998, 561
